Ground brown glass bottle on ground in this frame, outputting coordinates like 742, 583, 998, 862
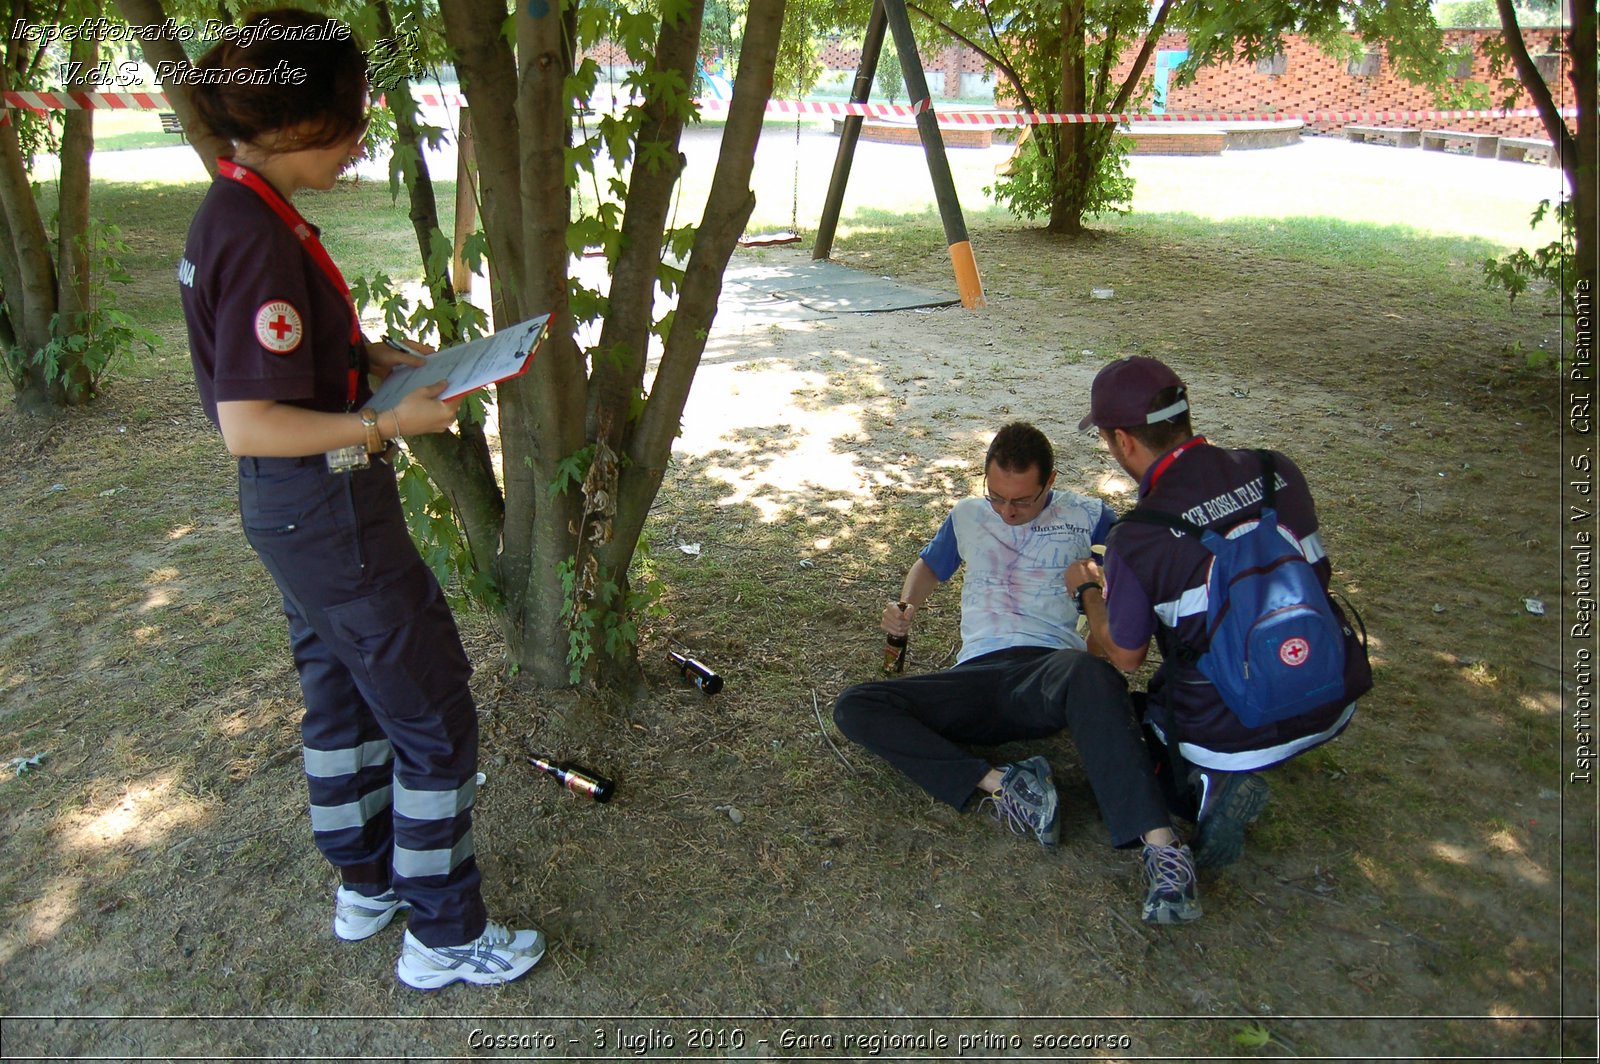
526, 754, 615, 802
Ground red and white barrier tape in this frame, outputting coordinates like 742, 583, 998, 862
717, 99, 1576, 124
2, 89, 1574, 125
3, 90, 173, 111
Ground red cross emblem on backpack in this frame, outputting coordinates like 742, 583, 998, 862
254, 300, 303, 354
1279, 636, 1310, 667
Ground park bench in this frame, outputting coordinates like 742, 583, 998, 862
1343, 124, 1420, 148
159, 112, 185, 141
1420, 129, 1499, 158
1496, 135, 1559, 167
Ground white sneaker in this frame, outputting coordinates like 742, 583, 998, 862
396, 921, 546, 990
333, 886, 408, 941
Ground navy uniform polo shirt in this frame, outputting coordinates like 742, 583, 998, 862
1104, 440, 1355, 769
178, 168, 369, 430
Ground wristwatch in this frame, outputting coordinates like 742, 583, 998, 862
358, 408, 384, 456
1074, 581, 1102, 611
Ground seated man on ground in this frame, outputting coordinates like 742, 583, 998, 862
1070, 357, 1367, 868
833, 422, 1201, 925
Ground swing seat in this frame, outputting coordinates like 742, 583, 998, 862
737, 230, 801, 248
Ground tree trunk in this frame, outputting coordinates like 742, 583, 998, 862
438, 0, 788, 687
616, 0, 784, 555
373, 1, 506, 590
1564, 0, 1597, 306
1494, 0, 1597, 310
588, 0, 783, 691
114, 0, 227, 174
435, 0, 562, 683
1046, 0, 1088, 235
0, 62, 63, 414
53, 17, 98, 406
568, 0, 706, 682
1043, 0, 1173, 237
586, 0, 704, 444
438, 0, 526, 304
491, 2, 588, 685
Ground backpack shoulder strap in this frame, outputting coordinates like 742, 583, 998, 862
1256, 449, 1278, 509
1110, 508, 1207, 666
1331, 590, 1369, 650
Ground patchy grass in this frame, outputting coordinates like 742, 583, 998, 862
0, 138, 1590, 1061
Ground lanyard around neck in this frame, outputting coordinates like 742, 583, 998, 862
217, 160, 365, 407
1143, 435, 1207, 495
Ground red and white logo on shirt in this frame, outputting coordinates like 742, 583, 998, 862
254, 300, 303, 354
1278, 637, 1310, 667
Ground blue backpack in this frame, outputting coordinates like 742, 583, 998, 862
1118, 451, 1357, 728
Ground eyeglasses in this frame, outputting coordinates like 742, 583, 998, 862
984, 482, 1049, 511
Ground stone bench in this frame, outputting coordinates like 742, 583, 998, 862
1120, 127, 1226, 155
831, 118, 993, 149
1343, 124, 1420, 148
1420, 129, 1500, 158
1496, 135, 1559, 167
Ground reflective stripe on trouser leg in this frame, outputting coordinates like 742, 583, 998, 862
241, 460, 488, 947
289, 599, 396, 876
382, 690, 484, 947
315, 558, 485, 946
393, 775, 478, 879
395, 771, 480, 876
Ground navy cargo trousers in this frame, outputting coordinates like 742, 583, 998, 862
238, 454, 487, 947
833, 646, 1170, 848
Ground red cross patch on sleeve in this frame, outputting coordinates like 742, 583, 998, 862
254, 300, 304, 354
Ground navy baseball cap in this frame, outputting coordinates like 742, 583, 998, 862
1077, 356, 1188, 431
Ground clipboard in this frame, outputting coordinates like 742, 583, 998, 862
367, 312, 551, 412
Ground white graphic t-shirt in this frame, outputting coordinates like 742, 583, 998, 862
920, 490, 1115, 663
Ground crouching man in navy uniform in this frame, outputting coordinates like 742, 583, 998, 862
1070, 357, 1365, 869
834, 422, 1202, 925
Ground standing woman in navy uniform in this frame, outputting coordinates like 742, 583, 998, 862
177, 8, 542, 991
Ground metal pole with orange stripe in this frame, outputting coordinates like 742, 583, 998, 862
879, 0, 985, 309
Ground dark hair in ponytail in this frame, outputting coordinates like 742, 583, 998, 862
189, 8, 368, 151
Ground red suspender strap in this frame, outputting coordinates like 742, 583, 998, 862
217, 160, 364, 404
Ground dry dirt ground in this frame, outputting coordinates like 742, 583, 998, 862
0, 137, 1593, 1060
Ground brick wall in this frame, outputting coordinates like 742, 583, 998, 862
819, 36, 989, 100
584, 37, 988, 100
1114, 28, 1565, 137
590, 27, 1568, 138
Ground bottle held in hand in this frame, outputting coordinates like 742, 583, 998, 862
883, 602, 909, 674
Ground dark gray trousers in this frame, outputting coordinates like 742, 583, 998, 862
833, 647, 1169, 847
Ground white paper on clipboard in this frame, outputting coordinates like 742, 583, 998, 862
367, 313, 551, 412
